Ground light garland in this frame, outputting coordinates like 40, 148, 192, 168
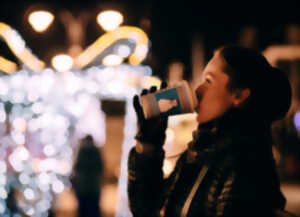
0, 64, 151, 217
0, 21, 196, 217
0, 22, 45, 72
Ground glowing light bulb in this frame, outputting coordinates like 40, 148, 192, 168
12, 118, 27, 132
24, 188, 35, 200
52, 180, 64, 194
28, 11, 54, 32
97, 10, 123, 31
51, 54, 73, 72
116, 45, 131, 58
102, 54, 123, 66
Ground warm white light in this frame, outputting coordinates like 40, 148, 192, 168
65, 74, 82, 94
0, 64, 150, 216
38, 158, 57, 172
52, 180, 64, 194
6, 30, 25, 55
116, 45, 131, 58
141, 75, 161, 89
11, 131, 25, 145
19, 173, 30, 185
0, 161, 6, 173
0, 56, 18, 74
97, 10, 123, 31
24, 188, 35, 200
135, 44, 148, 59
31, 102, 44, 114
13, 118, 27, 132
28, 11, 54, 32
43, 145, 56, 156
0, 175, 6, 185
0, 188, 7, 199
51, 54, 73, 72
26, 208, 35, 216
38, 173, 50, 185
9, 154, 24, 172
0, 82, 8, 96
102, 54, 123, 66
16, 146, 30, 161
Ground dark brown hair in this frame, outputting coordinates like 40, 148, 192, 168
217, 45, 292, 122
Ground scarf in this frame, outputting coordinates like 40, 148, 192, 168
186, 121, 233, 165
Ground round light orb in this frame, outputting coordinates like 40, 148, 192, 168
102, 54, 123, 66
97, 10, 123, 31
28, 11, 54, 32
116, 45, 131, 58
24, 188, 35, 200
51, 54, 73, 72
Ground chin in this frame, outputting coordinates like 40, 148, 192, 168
196, 114, 214, 125
196, 115, 205, 124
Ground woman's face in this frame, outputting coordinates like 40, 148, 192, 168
195, 53, 236, 124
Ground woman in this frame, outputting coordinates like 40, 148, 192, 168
127, 45, 292, 217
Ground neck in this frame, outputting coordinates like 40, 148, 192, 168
198, 107, 272, 146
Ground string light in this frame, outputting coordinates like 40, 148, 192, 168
0, 21, 194, 217
0, 64, 150, 216
0, 22, 45, 72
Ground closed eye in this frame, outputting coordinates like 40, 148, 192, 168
205, 78, 211, 84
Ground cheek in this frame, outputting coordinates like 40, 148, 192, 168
196, 91, 233, 123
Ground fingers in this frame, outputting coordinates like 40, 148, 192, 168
150, 86, 157, 93
142, 84, 164, 96
160, 81, 167, 89
133, 95, 145, 123
141, 89, 148, 96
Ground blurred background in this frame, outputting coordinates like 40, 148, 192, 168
0, 0, 300, 217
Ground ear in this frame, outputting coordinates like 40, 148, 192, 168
232, 88, 251, 108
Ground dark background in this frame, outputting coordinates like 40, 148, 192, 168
1, 0, 300, 78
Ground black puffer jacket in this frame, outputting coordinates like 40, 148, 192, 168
128, 110, 286, 217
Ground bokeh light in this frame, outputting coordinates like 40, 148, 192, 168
28, 11, 54, 32
0, 64, 151, 216
102, 54, 123, 66
51, 54, 73, 72
97, 10, 123, 31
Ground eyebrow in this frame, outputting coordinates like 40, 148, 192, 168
206, 71, 216, 79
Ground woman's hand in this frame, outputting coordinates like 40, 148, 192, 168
133, 81, 168, 147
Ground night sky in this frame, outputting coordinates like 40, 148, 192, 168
1, 0, 300, 78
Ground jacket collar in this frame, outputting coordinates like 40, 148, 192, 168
187, 107, 270, 164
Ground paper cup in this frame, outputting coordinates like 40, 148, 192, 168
141, 80, 198, 119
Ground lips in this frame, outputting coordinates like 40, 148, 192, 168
194, 103, 200, 112
194, 94, 201, 112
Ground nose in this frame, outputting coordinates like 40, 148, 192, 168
194, 83, 205, 112
195, 83, 205, 101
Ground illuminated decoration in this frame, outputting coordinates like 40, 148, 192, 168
102, 54, 123, 66
0, 64, 152, 217
0, 22, 147, 73
51, 54, 74, 72
0, 57, 17, 74
0, 20, 183, 217
0, 22, 45, 72
75, 26, 149, 68
28, 11, 55, 32
115, 44, 131, 58
97, 10, 124, 32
